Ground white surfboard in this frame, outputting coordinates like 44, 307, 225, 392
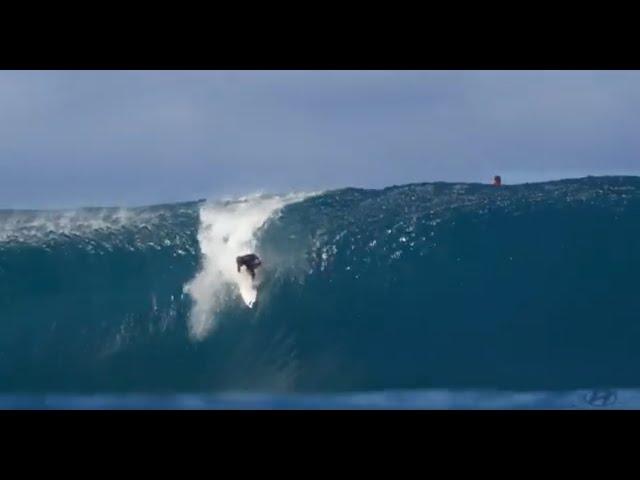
237, 270, 258, 308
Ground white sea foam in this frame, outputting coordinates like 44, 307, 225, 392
184, 192, 311, 341
0, 208, 144, 244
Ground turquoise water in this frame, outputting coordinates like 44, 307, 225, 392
1, 176, 640, 402
0, 389, 626, 409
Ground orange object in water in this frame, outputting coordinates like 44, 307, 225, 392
493, 175, 502, 186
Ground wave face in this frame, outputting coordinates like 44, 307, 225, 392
2, 177, 640, 394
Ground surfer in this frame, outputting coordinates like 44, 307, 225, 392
493, 175, 502, 187
236, 253, 262, 280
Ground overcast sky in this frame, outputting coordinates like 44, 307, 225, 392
1, 70, 639, 209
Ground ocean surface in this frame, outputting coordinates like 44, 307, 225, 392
1, 176, 640, 409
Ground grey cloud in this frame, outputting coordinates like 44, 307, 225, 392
0, 71, 639, 208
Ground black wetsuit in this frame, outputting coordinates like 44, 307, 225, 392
236, 254, 262, 279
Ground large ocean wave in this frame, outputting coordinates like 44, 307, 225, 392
2, 176, 640, 394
